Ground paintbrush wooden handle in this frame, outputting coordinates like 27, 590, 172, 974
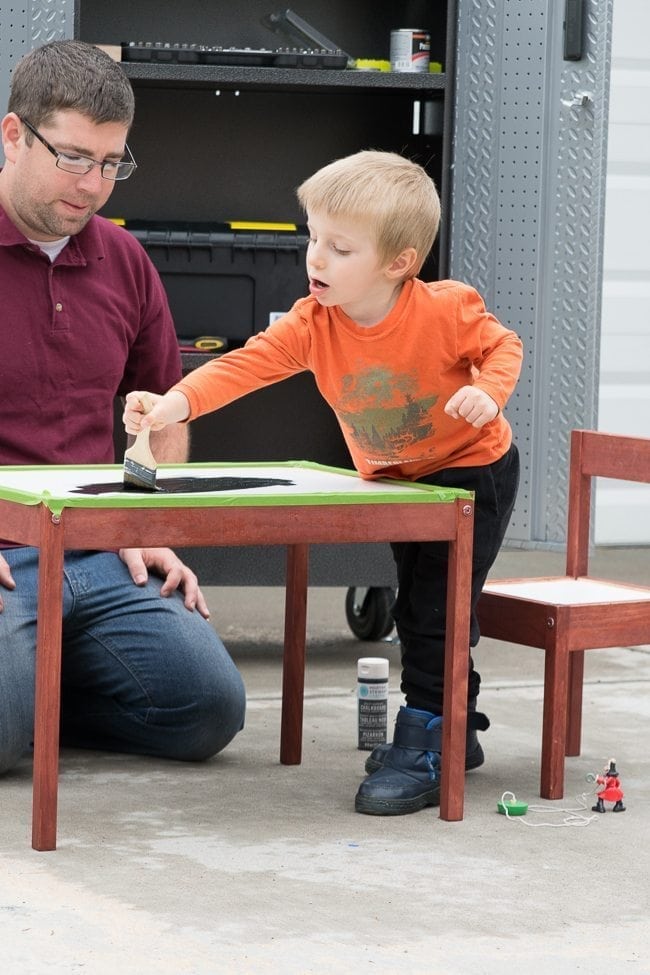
124, 393, 158, 470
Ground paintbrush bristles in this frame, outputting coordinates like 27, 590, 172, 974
123, 394, 158, 490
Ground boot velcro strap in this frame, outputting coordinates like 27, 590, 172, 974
393, 722, 442, 752
468, 711, 490, 732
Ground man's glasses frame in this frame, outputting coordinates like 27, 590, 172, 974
19, 116, 137, 181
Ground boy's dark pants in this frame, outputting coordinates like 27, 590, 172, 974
391, 443, 520, 713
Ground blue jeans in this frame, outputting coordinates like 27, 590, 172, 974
0, 549, 245, 774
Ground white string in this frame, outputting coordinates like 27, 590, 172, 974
500, 790, 597, 827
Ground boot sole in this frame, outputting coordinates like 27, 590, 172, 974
355, 786, 441, 816
364, 742, 485, 776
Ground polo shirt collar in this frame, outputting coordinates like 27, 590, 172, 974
0, 205, 105, 266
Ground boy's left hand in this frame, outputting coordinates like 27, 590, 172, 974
444, 386, 499, 428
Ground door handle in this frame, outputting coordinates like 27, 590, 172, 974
561, 91, 593, 108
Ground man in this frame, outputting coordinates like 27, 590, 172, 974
0, 40, 245, 774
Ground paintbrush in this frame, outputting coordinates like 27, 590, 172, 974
123, 392, 158, 491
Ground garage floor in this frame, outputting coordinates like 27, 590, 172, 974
2, 545, 649, 974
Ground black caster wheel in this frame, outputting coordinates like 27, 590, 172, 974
345, 586, 396, 641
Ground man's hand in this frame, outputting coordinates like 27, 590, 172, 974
118, 547, 211, 619
444, 386, 499, 429
0, 552, 16, 612
123, 390, 191, 435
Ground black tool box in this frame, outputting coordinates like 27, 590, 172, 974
124, 220, 309, 347
121, 41, 348, 69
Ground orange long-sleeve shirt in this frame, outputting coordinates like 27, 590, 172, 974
174, 278, 523, 481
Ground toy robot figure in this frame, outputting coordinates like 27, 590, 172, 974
592, 759, 625, 813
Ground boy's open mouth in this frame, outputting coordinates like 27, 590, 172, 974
310, 277, 329, 293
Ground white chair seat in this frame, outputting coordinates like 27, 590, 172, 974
483, 576, 650, 605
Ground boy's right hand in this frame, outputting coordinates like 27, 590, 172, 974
123, 390, 191, 435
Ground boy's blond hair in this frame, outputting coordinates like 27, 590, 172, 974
296, 150, 440, 275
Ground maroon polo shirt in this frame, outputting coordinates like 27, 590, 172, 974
0, 207, 182, 466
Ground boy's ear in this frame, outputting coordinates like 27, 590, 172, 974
386, 247, 419, 279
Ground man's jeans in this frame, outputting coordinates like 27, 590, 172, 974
0, 548, 245, 774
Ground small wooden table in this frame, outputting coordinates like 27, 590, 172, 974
0, 461, 474, 849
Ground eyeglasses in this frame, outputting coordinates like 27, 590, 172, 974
19, 116, 137, 181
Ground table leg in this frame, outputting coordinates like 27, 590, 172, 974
32, 506, 65, 851
280, 543, 309, 764
540, 618, 570, 800
439, 501, 474, 821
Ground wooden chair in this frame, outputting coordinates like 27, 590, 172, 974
477, 429, 650, 799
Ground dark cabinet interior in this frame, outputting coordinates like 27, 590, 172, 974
79, 1, 453, 263
87, 0, 454, 585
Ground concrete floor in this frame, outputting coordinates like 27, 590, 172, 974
2, 546, 650, 974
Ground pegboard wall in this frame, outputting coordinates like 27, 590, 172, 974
0, 1, 73, 157
450, 0, 613, 546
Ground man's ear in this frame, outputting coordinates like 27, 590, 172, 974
386, 247, 419, 279
1, 113, 23, 163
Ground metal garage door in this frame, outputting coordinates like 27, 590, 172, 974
597, 0, 650, 543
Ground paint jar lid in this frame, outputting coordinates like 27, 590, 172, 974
357, 657, 389, 679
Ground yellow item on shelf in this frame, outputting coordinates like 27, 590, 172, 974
353, 58, 441, 73
193, 336, 227, 351
354, 59, 391, 71
228, 221, 297, 231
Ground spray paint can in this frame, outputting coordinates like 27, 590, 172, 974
390, 29, 431, 73
357, 657, 389, 750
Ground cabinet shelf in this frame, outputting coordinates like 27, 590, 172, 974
121, 62, 446, 96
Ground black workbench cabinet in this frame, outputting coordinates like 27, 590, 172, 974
82, 0, 455, 586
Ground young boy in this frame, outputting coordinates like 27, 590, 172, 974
124, 150, 523, 816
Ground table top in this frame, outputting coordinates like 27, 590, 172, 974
0, 461, 471, 515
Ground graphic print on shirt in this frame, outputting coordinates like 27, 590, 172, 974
336, 365, 438, 464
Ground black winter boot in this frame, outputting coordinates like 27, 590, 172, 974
592, 797, 606, 813
364, 706, 489, 775
355, 706, 443, 816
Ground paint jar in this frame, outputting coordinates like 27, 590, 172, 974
357, 657, 389, 750
390, 29, 431, 73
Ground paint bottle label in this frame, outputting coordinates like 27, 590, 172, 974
390, 29, 431, 73
357, 657, 389, 750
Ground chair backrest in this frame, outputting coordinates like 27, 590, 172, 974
566, 430, 650, 577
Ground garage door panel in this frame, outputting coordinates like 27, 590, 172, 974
598, 385, 650, 435
609, 83, 650, 126
600, 333, 650, 373
601, 289, 650, 334
602, 182, 650, 271
598, 0, 650, 544
610, 10, 650, 59
595, 484, 650, 544
606, 122, 650, 163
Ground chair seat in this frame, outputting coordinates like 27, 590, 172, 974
483, 576, 650, 606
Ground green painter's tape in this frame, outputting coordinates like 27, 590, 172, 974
0, 462, 473, 516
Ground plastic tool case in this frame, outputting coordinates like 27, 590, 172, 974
125, 220, 309, 346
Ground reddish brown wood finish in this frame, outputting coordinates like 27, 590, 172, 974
0, 486, 475, 848
440, 499, 475, 820
281, 543, 309, 765
477, 430, 650, 800
31, 506, 66, 851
